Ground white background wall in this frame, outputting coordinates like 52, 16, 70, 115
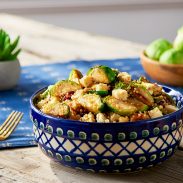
1, 0, 183, 44
26, 9, 183, 44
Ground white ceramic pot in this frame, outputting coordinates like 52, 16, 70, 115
0, 60, 21, 90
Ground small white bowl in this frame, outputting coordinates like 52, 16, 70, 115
0, 60, 20, 90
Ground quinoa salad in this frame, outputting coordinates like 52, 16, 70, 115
35, 65, 178, 123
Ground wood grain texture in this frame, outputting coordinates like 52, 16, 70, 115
0, 13, 182, 183
0, 148, 183, 183
0, 13, 145, 66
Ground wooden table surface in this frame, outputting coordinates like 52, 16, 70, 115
0, 14, 182, 183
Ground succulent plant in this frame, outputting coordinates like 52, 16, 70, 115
0, 29, 21, 61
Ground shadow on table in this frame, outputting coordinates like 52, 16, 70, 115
50, 151, 183, 183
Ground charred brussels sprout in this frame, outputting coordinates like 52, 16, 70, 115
78, 94, 105, 114
104, 96, 137, 116
87, 65, 117, 84
51, 80, 81, 98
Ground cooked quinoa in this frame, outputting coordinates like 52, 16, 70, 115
35, 65, 178, 123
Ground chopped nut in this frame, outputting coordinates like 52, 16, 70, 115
96, 113, 110, 123
112, 89, 128, 101
109, 112, 121, 122
148, 107, 163, 119
69, 100, 82, 111
118, 116, 129, 122
80, 112, 95, 122
117, 72, 131, 83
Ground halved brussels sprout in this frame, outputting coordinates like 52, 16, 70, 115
87, 65, 117, 84
104, 96, 137, 116
128, 98, 149, 112
78, 94, 104, 114
69, 69, 83, 81
51, 80, 81, 97
132, 84, 154, 106
40, 85, 54, 99
41, 102, 70, 118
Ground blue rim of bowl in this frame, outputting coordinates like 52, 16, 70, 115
30, 86, 183, 126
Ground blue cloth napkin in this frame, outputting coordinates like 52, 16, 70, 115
0, 58, 183, 149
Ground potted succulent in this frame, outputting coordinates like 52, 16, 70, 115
0, 29, 21, 90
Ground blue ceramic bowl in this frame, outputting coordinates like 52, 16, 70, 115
30, 86, 183, 173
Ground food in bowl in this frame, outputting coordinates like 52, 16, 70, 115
30, 83, 183, 173
145, 26, 183, 65
35, 65, 178, 123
